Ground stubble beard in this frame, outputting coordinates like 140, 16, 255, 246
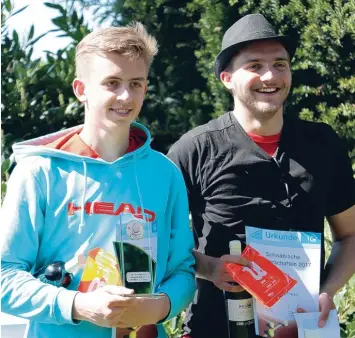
235, 87, 290, 121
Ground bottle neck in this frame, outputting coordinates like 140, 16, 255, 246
229, 240, 242, 255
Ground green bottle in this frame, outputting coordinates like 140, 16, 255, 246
225, 240, 256, 338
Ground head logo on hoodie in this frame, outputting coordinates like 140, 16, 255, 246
67, 201, 156, 222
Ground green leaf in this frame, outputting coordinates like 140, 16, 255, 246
27, 46, 33, 60
27, 29, 59, 46
1, 159, 10, 174
28, 24, 34, 40
52, 16, 68, 30
28, 32, 48, 46
71, 10, 78, 25
44, 2, 66, 15
78, 14, 84, 25
12, 29, 19, 44
4, 0, 12, 12
1, 182, 7, 197
11, 5, 29, 17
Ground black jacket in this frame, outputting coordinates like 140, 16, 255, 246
168, 112, 354, 338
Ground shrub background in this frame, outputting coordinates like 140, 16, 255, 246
1, 0, 354, 336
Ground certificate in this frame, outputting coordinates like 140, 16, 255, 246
294, 310, 340, 338
245, 226, 321, 338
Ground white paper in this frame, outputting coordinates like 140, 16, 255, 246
294, 310, 340, 338
246, 226, 321, 337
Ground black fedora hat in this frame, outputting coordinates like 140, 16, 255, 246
214, 14, 297, 78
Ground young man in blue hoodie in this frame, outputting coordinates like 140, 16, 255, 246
1, 23, 195, 338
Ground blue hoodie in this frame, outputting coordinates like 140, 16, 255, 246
1, 122, 196, 338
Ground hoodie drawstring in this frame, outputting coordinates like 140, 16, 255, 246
133, 153, 154, 292
79, 160, 88, 234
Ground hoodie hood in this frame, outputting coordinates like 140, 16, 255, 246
11, 122, 152, 235
12, 122, 152, 166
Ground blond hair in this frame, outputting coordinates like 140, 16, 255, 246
75, 22, 158, 78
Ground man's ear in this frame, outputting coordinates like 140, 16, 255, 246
220, 71, 233, 90
72, 78, 87, 102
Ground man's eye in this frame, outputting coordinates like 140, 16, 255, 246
275, 62, 287, 68
106, 81, 118, 87
247, 64, 261, 70
131, 82, 143, 88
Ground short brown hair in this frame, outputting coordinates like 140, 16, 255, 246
75, 22, 158, 78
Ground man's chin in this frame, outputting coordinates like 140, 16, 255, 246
252, 105, 282, 119
103, 119, 133, 129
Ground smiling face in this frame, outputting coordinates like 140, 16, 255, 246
73, 52, 147, 130
221, 40, 292, 122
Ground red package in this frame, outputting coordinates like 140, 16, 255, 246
225, 245, 297, 308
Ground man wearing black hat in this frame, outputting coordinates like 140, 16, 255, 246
168, 13, 355, 338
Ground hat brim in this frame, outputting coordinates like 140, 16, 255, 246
214, 35, 297, 78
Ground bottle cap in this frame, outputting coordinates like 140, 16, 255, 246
229, 240, 242, 255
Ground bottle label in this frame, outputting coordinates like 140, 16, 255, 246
227, 298, 254, 322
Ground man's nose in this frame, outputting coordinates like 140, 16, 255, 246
116, 88, 131, 102
260, 68, 276, 82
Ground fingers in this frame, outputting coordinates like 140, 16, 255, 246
221, 254, 251, 267
109, 297, 139, 308
215, 270, 245, 292
220, 270, 236, 281
212, 256, 250, 291
105, 307, 133, 328
102, 285, 134, 296
296, 307, 307, 313
97, 286, 138, 308
214, 269, 237, 283
318, 293, 334, 328
318, 312, 328, 328
112, 307, 127, 322
114, 309, 137, 328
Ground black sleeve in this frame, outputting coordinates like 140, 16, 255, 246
167, 133, 201, 205
325, 125, 355, 216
